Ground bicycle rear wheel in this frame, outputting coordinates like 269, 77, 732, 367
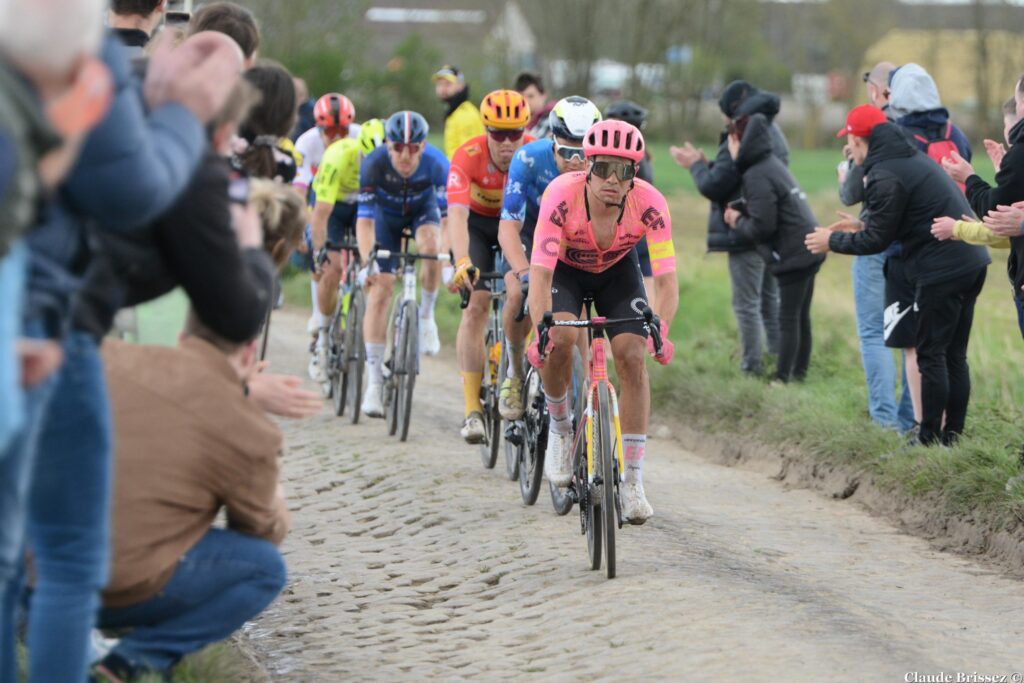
397, 300, 418, 442
344, 286, 365, 423
596, 383, 617, 579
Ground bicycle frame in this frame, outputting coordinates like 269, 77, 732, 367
583, 334, 625, 485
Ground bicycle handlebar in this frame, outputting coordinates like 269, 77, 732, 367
536, 307, 662, 360
372, 248, 452, 263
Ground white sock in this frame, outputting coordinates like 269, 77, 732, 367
622, 434, 646, 484
310, 282, 325, 329
420, 288, 438, 320
545, 391, 571, 435
506, 338, 525, 379
365, 342, 385, 386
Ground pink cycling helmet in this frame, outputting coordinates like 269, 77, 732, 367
583, 119, 645, 163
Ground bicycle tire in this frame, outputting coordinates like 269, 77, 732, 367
584, 406, 602, 571
597, 383, 617, 579
500, 344, 518, 481
479, 335, 500, 469
518, 368, 546, 505
330, 299, 346, 415
397, 300, 418, 442
345, 286, 365, 424
385, 301, 401, 437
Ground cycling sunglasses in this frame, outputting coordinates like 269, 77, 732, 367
589, 159, 637, 181
487, 127, 525, 142
554, 141, 584, 162
389, 141, 423, 154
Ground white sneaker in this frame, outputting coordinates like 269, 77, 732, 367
419, 318, 441, 356
362, 383, 384, 418
460, 411, 486, 444
544, 428, 573, 487
498, 376, 524, 420
619, 480, 653, 525
313, 343, 329, 384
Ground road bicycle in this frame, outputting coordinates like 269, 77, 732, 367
536, 301, 663, 579
371, 236, 451, 442
320, 240, 366, 422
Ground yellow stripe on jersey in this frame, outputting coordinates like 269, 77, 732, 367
649, 239, 675, 261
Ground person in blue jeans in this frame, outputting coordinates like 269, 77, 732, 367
1, 29, 242, 683
92, 316, 289, 680
838, 145, 915, 432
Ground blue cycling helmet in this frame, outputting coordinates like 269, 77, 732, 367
384, 111, 429, 144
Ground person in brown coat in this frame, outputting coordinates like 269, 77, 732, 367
92, 311, 289, 681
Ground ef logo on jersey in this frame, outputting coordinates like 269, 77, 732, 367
549, 200, 569, 228
641, 207, 666, 232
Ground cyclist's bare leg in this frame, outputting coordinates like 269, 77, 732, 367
501, 273, 530, 379
456, 289, 489, 417
415, 224, 441, 310
364, 272, 395, 345
315, 250, 343, 318
610, 333, 650, 434
537, 314, 579, 403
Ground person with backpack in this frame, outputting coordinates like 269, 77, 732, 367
806, 105, 990, 447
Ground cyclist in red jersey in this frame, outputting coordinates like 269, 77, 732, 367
528, 120, 679, 524
447, 90, 533, 443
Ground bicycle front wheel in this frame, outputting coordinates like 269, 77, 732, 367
344, 286, 365, 423
397, 300, 418, 442
518, 368, 546, 505
596, 383, 617, 579
384, 300, 401, 437
479, 336, 500, 469
330, 298, 346, 415
500, 344, 518, 481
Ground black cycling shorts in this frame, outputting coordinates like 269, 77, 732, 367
327, 201, 358, 246
551, 249, 650, 340
468, 211, 506, 292
883, 254, 917, 349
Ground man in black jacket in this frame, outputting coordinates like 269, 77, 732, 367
671, 81, 785, 376
806, 105, 991, 446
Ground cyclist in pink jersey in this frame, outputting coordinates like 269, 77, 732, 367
528, 120, 678, 524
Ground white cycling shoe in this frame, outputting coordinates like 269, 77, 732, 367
419, 318, 441, 356
544, 428, 573, 487
619, 480, 654, 525
460, 411, 485, 444
361, 383, 384, 418
312, 344, 329, 384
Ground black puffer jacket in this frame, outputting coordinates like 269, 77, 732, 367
965, 117, 1024, 299
829, 123, 990, 286
732, 114, 824, 281
690, 91, 790, 253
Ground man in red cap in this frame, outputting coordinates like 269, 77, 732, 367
805, 105, 991, 447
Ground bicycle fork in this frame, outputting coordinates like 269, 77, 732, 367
585, 338, 625, 485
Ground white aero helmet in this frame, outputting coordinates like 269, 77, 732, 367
547, 96, 602, 143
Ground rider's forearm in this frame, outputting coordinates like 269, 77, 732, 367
356, 217, 375, 265
310, 201, 333, 251
653, 272, 679, 331
498, 219, 529, 274
448, 205, 470, 262
528, 265, 554, 323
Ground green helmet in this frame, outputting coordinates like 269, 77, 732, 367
358, 118, 386, 155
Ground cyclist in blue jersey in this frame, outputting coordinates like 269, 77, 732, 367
355, 111, 449, 417
495, 96, 602, 420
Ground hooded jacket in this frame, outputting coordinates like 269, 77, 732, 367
889, 63, 971, 161
964, 117, 1024, 299
690, 89, 790, 253
732, 114, 824, 280
828, 123, 990, 286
